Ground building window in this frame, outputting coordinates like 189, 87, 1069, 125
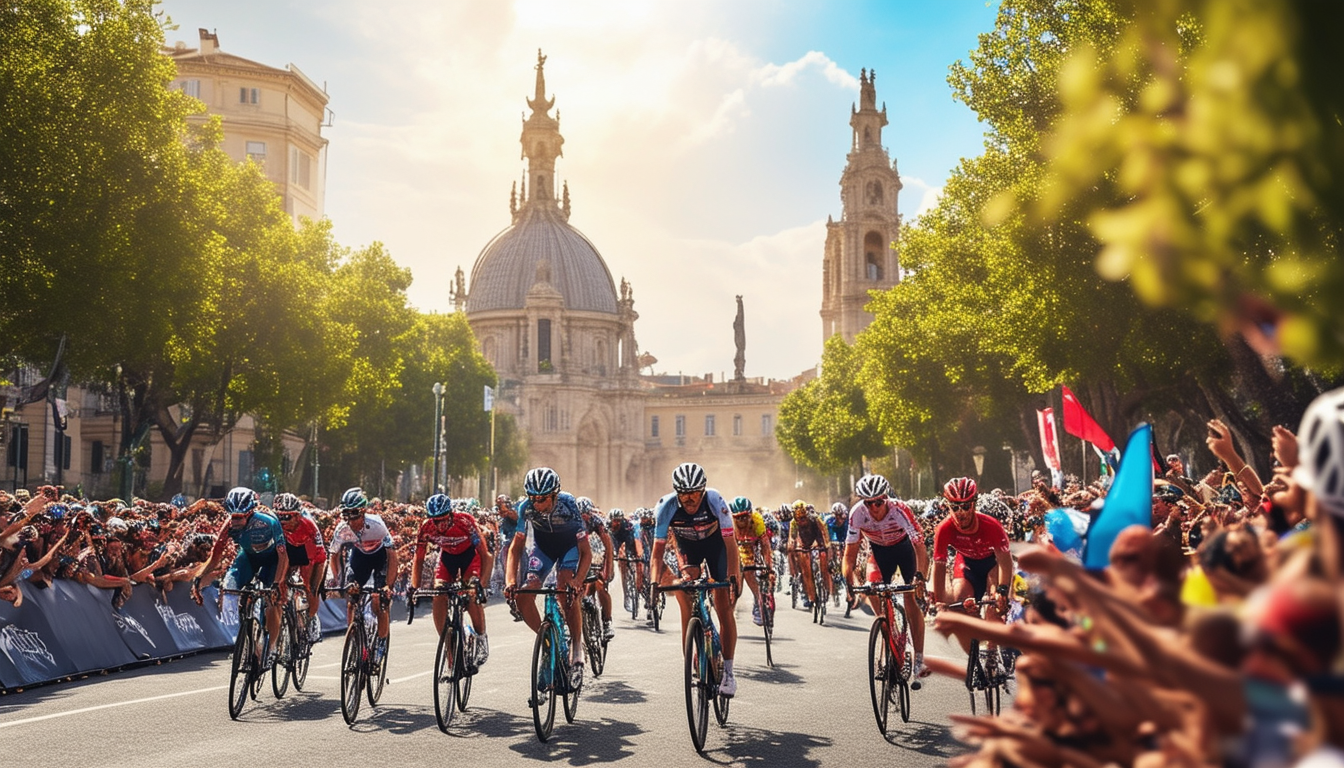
180, 79, 201, 98
650, 416, 660, 438
290, 146, 312, 189
246, 141, 266, 165
54, 433, 71, 471
865, 231, 885, 281
705, 414, 716, 436
761, 414, 773, 436
238, 450, 254, 486
537, 319, 552, 372
239, 86, 259, 105
91, 441, 105, 474
733, 414, 743, 436
675, 415, 686, 438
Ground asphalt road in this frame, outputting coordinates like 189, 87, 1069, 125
0, 588, 980, 766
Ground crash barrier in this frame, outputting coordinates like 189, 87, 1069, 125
0, 580, 359, 689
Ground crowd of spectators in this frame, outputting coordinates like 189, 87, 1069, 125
0, 490, 510, 610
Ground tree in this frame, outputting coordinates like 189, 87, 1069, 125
776, 336, 886, 481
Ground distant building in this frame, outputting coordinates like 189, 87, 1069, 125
165, 29, 330, 224
458, 53, 797, 508
820, 68, 902, 344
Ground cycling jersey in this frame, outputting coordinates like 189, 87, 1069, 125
515, 492, 586, 579
733, 511, 768, 545
227, 511, 284, 555
791, 514, 827, 549
932, 513, 1010, 563
609, 519, 638, 556
653, 489, 734, 543
328, 513, 394, 555
281, 514, 325, 563
417, 512, 480, 556
824, 514, 848, 543
845, 499, 921, 547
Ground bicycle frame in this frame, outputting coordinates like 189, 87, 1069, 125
658, 577, 733, 751
221, 580, 278, 720
513, 585, 581, 742
409, 581, 483, 731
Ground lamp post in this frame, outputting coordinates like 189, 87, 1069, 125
432, 382, 444, 495
972, 445, 987, 480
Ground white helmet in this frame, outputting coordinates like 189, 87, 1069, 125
1294, 387, 1344, 517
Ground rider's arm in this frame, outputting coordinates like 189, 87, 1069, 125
842, 541, 860, 586
597, 526, 614, 578
410, 538, 427, 590
383, 544, 398, 590
504, 532, 524, 589
649, 538, 667, 586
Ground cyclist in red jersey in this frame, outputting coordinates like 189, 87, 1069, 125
274, 493, 327, 642
931, 477, 1013, 653
410, 493, 491, 665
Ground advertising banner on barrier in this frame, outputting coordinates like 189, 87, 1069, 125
0, 582, 77, 688
43, 582, 138, 671
166, 586, 234, 649
114, 586, 179, 659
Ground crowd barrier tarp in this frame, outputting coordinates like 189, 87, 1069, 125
0, 582, 79, 688
319, 597, 347, 633
166, 586, 234, 649
41, 582, 138, 672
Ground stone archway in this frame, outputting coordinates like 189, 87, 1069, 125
574, 411, 610, 500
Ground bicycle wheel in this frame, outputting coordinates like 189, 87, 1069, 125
762, 591, 775, 667
271, 609, 292, 699
249, 621, 268, 701
790, 577, 799, 610
868, 618, 891, 735
985, 680, 999, 716
891, 604, 913, 724
625, 564, 639, 621
367, 633, 388, 705
228, 617, 257, 720
684, 617, 710, 752
340, 624, 365, 725
291, 614, 311, 692
966, 639, 982, 716
712, 629, 730, 727
653, 592, 664, 632
583, 601, 605, 677
434, 624, 458, 731
563, 651, 582, 724
531, 621, 558, 742
456, 625, 474, 712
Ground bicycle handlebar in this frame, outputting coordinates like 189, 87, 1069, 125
655, 578, 733, 594
849, 583, 919, 595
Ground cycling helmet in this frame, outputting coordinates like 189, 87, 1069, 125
608, 508, 625, 520
574, 496, 594, 515
1294, 386, 1344, 517
730, 496, 753, 514
943, 477, 978, 504
225, 486, 257, 516
831, 501, 849, 516
671, 462, 707, 493
855, 474, 891, 500
426, 493, 452, 518
524, 467, 561, 496
47, 503, 68, 520
273, 492, 300, 512
340, 487, 368, 511
453, 498, 471, 513
791, 499, 807, 512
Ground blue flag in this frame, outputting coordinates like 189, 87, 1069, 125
1082, 423, 1154, 570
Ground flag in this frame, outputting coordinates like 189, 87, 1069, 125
1060, 385, 1116, 452
1037, 408, 1062, 473
483, 385, 494, 412
1083, 423, 1155, 570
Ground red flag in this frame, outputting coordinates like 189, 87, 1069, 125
1037, 408, 1062, 473
1060, 385, 1116, 452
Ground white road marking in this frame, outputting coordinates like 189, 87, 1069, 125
389, 670, 431, 684
0, 685, 226, 729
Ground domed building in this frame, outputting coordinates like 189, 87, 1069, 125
456, 51, 646, 505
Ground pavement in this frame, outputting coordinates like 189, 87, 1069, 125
0, 586, 984, 766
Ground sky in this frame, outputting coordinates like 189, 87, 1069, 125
157, 0, 1000, 381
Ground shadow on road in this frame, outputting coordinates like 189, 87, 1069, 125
351, 704, 444, 734
883, 718, 962, 758
583, 678, 647, 705
240, 690, 342, 723
702, 724, 833, 766
508, 715, 645, 764
735, 662, 803, 686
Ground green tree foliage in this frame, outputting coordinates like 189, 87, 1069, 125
775, 336, 885, 477
1043, 0, 1344, 369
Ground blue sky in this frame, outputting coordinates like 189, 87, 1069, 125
158, 0, 1000, 380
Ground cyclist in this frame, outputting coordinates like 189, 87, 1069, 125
274, 492, 326, 642
825, 502, 848, 561
930, 477, 1013, 668
576, 496, 616, 640
608, 508, 640, 617
504, 467, 593, 690
635, 508, 658, 620
191, 486, 289, 664
842, 474, 931, 682
327, 487, 398, 665
787, 500, 829, 609
409, 493, 490, 666
729, 497, 772, 626
650, 462, 742, 697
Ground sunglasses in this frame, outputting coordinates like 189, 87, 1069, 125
862, 498, 885, 507
278, 513, 299, 521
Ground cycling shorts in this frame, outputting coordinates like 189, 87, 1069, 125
285, 542, 310, 567
223, 548, 279, 590
675, 534, 729, 582
865, 538, 918, 586
525, 543, 581, 583
344, 547, 389, 589
434, 548, 482, 584
956, 553, 997, 600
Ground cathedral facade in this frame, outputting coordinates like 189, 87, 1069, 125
819, 68, 902, 344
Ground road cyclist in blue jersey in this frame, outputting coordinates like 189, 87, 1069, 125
192, 486, 290, 666
650, 462, 743, 698
504, 467, 594, 691
327, 487, 398, 667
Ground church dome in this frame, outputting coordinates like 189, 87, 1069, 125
465, 202, 619, 314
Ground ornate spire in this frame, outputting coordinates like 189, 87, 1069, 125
520, 50, 564, 212
450, 266, 468, 311
527, 49, 554, 116
562, 181, 570, 219
510, 181, 518, 217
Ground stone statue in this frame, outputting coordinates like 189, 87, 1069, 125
535, 258, 552, 285
733, 295, 745, 381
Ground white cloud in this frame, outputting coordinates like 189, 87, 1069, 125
901, 176, 945, 221
754, 50, 858, 90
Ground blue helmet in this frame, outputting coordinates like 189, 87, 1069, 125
729, 496, 752, 514
225, 487, 257, 515
426, 493, 451, 518
340, 487, 368, 512
524, 467, 561, 496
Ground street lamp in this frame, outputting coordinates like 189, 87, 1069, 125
971, 445, 987, 479
432, 382, 444, 495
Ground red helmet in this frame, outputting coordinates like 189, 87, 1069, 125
943, 477, 977, 504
